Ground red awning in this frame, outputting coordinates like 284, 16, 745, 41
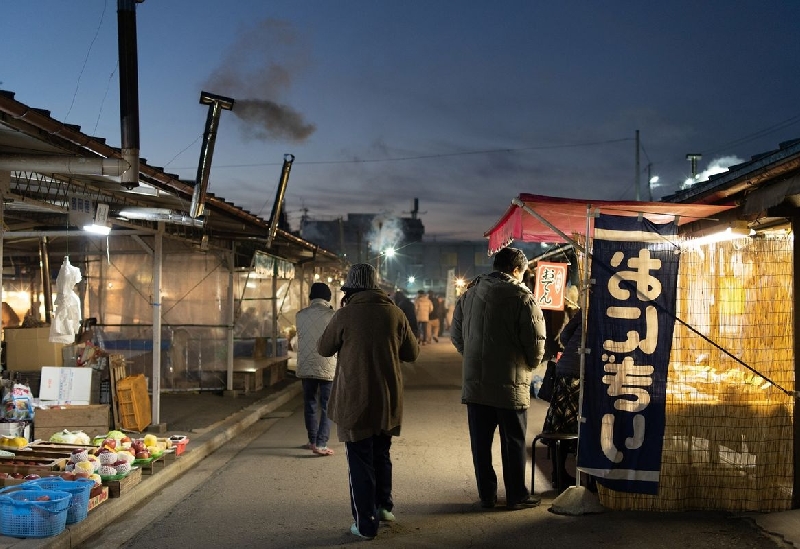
485, 194, 735, 253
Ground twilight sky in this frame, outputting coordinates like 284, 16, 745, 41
3, 1, 800, 241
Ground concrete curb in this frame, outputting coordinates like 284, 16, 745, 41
19, 382, 302, 549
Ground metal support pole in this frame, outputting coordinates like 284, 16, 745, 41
226, 247, 235, 392
151, 225, 163, 426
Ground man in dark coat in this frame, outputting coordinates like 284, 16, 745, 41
452, 247, 546, 510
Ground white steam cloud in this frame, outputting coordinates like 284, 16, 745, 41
681, 155, 744, 189
367, 216, 404, 254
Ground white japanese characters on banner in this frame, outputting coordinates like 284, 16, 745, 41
577, 214, 679, 495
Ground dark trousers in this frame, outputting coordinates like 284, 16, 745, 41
301, 378, 332, 447
467, 403, 529, 504
345, 434, 393, 537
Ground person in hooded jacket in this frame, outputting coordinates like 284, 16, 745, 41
452, 247, 546, 510
318, 263, 419, 540
295, 282, 337, 456
414, 289, 434, 344
393, 289, 418, 339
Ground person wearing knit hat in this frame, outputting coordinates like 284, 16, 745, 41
341, 263, 381, 292
295, 282, 336, 455
318, 263, 420, 540
309, 282, 332, 302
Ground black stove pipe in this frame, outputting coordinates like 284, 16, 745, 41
117, 0, 143, 189
265, 154, 295, 249
190, 91, 235, 219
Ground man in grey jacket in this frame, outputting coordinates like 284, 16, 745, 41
296, 282, 337, 455
452, 247, 546, 510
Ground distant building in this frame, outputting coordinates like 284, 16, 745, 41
300, 203, 545, 295
301, 212, 424, 265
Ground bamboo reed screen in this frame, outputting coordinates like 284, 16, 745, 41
598, 234, 794, 511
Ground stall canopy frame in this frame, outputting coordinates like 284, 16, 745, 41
484, 193, 735, 252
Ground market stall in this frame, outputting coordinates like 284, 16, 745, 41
485, 194, 794, 511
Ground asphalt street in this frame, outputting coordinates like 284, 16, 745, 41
69, 338, 789, 549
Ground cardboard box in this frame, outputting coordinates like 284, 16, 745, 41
33, 404, 110, 441
4, 327, 65, 372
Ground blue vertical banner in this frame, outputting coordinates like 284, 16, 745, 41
577, 214, 679, 495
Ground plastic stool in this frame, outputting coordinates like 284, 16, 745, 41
531, 432, 578, 494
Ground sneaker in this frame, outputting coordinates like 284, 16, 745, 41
506, 495, 541, 511
350, 522, 375, 540
377, 507, 396, 522
479, 498, 497, 509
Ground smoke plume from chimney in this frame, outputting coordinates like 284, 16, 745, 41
204, 18, 316, 143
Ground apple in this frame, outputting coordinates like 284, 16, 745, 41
61, 472, 76, 480
11, 473, 23, 479
102, 438, 117, 450
74, 471, 90, 479
0, 472, 9, 479
24, 474, 40, 480
135, 451, 150, 460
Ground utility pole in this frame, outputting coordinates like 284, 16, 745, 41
635, 130, 641, 201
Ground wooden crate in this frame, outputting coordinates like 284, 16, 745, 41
104, 466, 142, 497
264, 358, 288, 386
33, 404, 110, 441
232, 370, 263, 394
88, 485, 109, 511
0, 456, 61, 476
230, 357, 288, 394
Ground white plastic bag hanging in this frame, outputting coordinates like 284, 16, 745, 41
49, 256, 83, 344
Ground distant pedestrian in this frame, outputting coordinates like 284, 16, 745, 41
452, 247, 546, 510
436, 294, 447, 337
415, 289, 434, 344
295, 282, 337, 456
428, 291, 441, 343
393, 289, 418, 338
318, 263, 420, 540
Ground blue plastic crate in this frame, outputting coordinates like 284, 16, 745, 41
22, 477, 94, 524
0, 488, 72, 538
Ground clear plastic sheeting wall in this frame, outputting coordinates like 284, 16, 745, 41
82, 236, 304, 391
599, 235, 794, 512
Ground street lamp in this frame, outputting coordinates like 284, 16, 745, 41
380, 247, 396, 279
647, 175, 658, 202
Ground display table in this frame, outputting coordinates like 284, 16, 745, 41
229, 357, 288, 394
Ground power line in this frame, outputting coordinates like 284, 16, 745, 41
702, 112, 800, 157
65, 0, 108, 122
166, 137, 634, 170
